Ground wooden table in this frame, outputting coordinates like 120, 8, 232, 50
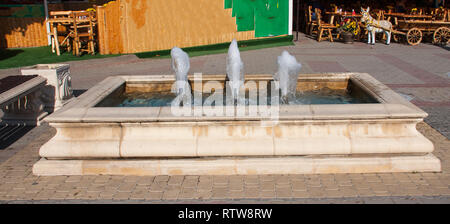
325, 12, 362, 25
46, 10, 96, 56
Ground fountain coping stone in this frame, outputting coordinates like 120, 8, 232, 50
44, 73, 427, 124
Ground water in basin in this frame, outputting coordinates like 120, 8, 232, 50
96, 87, 378, 107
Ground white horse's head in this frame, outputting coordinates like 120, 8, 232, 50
360, 7, 370, 23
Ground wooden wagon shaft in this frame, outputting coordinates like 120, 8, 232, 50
360, 22, 406, 35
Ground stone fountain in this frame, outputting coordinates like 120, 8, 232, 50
32, 44, 441, 176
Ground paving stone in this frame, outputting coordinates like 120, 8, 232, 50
363, 198, 395, 204
99, 191, 115, 200
259, 175, 275, 182
178, 188, 196, 200
182, 179, 198, 188
94, 176, 110, 183
197, 182, 212, 192
292, 190, 310, 198
184, 176, 199, 181
113, 192, 131, 200
244, 186, 260, 199
117, 182, 136, 192
145, 192, 163, 200
260, 182, 275, 191
137, 176, 155, 186
229, 182, 244, 192
291, 181, 307, 191
196, 191, 212, 200
154, 175, 169, 182
324, 189, 344, 198
168, 176, 184, 186
228, 190, 244, 199
244, 176, 259, 185
212, 187, 228, 199
65, 176, 82, 183
199, 175, 212, 182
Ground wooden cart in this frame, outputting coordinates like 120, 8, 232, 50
392, 20, 450, 46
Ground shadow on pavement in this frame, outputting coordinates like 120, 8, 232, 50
73, 89, 87, 97
0, 123, 34, 150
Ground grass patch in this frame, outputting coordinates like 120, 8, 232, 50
0, 46, 120, 69
135, 35, 294, 59
0, 35, 293, 69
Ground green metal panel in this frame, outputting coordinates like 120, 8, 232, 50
234, 0, 256, 31
255, 0, 289, 37
0, 4, 45, 18
225, 0, 289, 37
224, 0, 233, 9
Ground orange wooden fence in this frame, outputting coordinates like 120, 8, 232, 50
0, 17, 47, 48
97, 0, 261, 54
0, 2, 108, 49
97, 0, 123, 54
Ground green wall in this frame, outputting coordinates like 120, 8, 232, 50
0, 4, 44, 18
224, 0, 289, 37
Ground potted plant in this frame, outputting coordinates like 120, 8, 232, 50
337, 17, 360, 44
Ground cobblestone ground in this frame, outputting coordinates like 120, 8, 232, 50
0, 122, 448, 203
0, 34, 449, 203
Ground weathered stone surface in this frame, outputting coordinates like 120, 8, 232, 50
34, 73, 441, 175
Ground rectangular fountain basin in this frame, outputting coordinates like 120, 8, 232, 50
33, 73, 441, 176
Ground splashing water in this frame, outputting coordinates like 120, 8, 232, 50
273, 50, 302, 104
171, 47, 192, 105
226, 39, 244, 103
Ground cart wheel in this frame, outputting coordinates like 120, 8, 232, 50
406, 28, 422, 46
433, 27, 450, 45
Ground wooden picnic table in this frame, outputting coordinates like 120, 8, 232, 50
46, 10, 97, 56
325, 11, 362, 25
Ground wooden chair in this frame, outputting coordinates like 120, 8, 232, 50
70, 11, 96, 56
305, 6, 318, 35
315, 8, 339, 42
447, 9, 450, 22
48, 11, 74, 56
432, 8, 447, 21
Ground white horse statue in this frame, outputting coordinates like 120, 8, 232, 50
360, 7, 392, 45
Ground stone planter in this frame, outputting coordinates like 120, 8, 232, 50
342, 32, 354, 44
21, 64, 73, 113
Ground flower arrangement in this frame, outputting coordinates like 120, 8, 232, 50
336, 17, 360, 36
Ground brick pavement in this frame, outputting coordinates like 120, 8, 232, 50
0, 33, 449, 203
0, 122, 448, 203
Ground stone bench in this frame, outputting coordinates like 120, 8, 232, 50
1, 63, 74, 126
0, 75, 48, 125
